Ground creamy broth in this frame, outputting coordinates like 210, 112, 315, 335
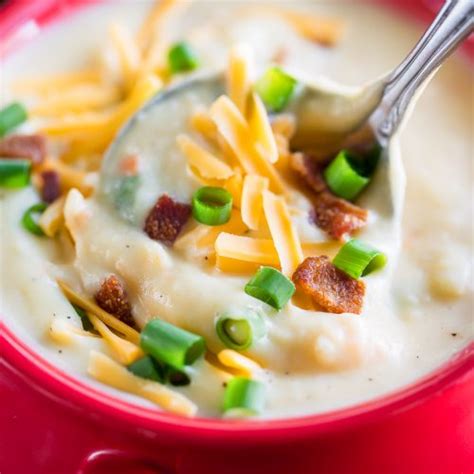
1, 1, 472, 419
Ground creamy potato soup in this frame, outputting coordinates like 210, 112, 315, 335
0, 1, 472, 419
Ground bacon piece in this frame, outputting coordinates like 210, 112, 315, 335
40, 170, 61, 203
292, 256, 365, 314
291, 152, 327, 193
312, 192, 368, 241
0, 134, 46, 164
95, 275, 135, 328
291, 152, 368, 240
144, 194, 191, 246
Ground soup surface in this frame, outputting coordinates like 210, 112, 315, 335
0, 1, 472, 419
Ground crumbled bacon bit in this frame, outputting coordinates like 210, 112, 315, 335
291, 152, 327, 193
40, 170, 61, 203
312, 192, 368, 241
144, 194, 191, 246
291, 152, 368, 240
292, 256, 365, 314
0, 134, 46, 164
95, 275, 135, 327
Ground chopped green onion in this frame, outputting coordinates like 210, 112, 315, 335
72, 303, 95, 332
323, 150, 370, 201
0, 102, 27, 137
244, 266, 295, 310
114, 175, 140, 222
255, 67, 297, 112
165, 366, 191, 386
21, 202, 47, 236
128, 356, 190, 385
140, 319, 206, 369
223, 377, 265, 417
128, 356, 164, 382
216, 312, 265, 351
333, 239, 387, 279
192, 186, 232, 226
168, 42, 199, 74
0, 159, 31, 188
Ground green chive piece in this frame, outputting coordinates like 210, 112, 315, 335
215, 312, 265, 351
323, 150, 370, 201
128, 355, 165, 382
223, 377, 265, 417
21, 202, 48, 236
333, 239, 387, 279
255, 67, 297, 112
165, 366, 191, 386
0, 102, 28, 137
0, 159, 31, 188
72, 303, 95, 332
114, 175, 140, 222
192, 186, 232, 226
245, 266, 295, 310
168, 42, 199, 74
140, 319, 206, 369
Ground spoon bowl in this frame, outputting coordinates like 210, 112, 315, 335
99, 0, 472, 227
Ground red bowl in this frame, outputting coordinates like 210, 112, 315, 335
1, 1, 473, 473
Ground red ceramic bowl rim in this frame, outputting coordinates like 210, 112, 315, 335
1, 0, 473, 445
1, 323, 473, 444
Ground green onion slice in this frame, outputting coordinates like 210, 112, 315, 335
255, 67, 297, 112
21, 202, 48, 236
333, 239, 387, 279
245, 266, 295, 310
114, 175, 140, 222
323, 150, 370, 201
72, 304, 95, 332
0, 159, 31, 188
128, 356, 190, 386
0, 102, 28, 137
140, 319, 206, 369
128, 355, 165, 383
165, 366, 191, 386
216, 312, 265, 351
223, 377, 265, 417
192, 186, 232, 226
168, 42, 200, 74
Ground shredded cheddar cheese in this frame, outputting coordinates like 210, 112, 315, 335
177, 134, 233, 180
215, 255, 261, 274
41, 160, 94, 197
248, 92, 278, 164
88, 312, 144, 365
227, 44, 253, 115
262, 190, 303, 275
109, 23, 141, 90
190, 110, 218, 142
209, 95, 285, 194
12, 69, 103, 94
88, 351, 197, 416
57, 280, 141, 345
217, 349, 262, 377
241, 174, 269, 230
224, 166, 244, 209
215, 233, 280, 266
30, 85, 122, 116
38, 196, 66, 237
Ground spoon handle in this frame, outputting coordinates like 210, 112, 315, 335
374, 0, 474, 144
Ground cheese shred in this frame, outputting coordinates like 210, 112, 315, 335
88, 351, 197, 416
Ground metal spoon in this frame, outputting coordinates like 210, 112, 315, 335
291, 0, 473, 151
100, 0, 473, 224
